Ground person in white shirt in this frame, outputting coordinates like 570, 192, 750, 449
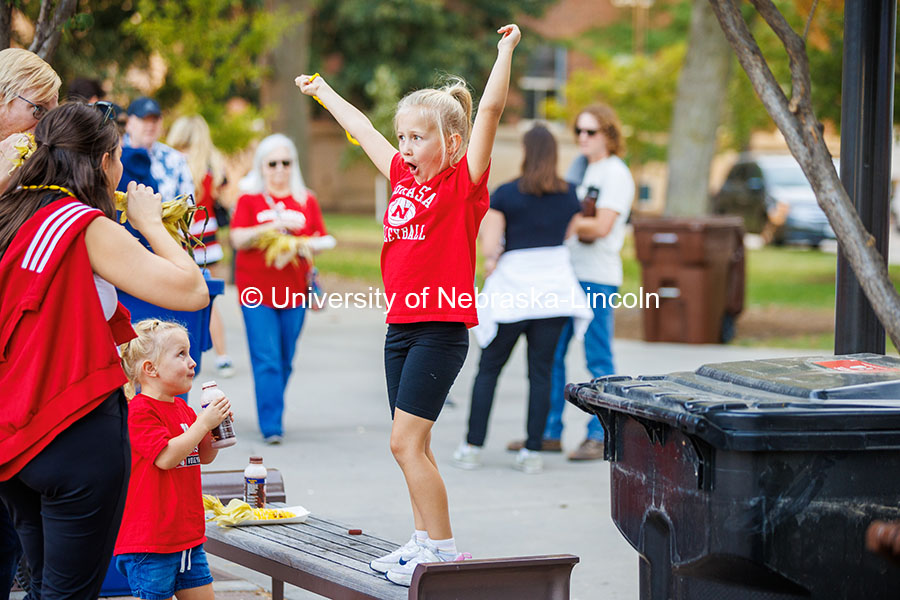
535, 104, 634, 461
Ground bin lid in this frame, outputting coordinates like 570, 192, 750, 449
566, 353, 900, 451
632, 215, 745, 232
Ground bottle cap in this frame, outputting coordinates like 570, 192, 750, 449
201, 381, 218, 389
250, 456, 263, 464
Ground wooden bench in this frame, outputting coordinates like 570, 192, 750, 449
201, 470, 578, 599
204, 516, 578, 600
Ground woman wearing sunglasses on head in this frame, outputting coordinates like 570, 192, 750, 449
0, 102, 209, 599
231, 133, 335, 444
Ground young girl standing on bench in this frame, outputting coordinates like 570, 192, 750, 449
114, 319, 232, 600
296, 23, 521, 587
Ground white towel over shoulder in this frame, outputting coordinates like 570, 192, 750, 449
473, 246, 593, 348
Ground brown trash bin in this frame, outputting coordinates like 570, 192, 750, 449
633, 216, 744, 343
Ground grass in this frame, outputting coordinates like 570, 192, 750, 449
315, 213, 383, 283
316, 212, 900, 350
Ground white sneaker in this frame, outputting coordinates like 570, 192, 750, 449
513, 448, 543, 474
386, 543, 466, 587
369, 534, 421, 574
452, 442, 483, 470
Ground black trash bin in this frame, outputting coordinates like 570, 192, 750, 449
565, 353, 900, 599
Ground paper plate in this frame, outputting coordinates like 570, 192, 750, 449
233, 505, 310, 526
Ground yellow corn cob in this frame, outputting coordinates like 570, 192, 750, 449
202, 494, 255, 527
202, 494, 295, 526
7, 133, 36, 175
114, 192, 207, 257
308, 73, 360, 146
114, 191, 128, 223
252, 230, 312, 269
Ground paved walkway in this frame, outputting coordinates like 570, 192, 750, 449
171, 285, 817, 600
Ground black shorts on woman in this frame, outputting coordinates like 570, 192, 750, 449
384, 322, 469, 421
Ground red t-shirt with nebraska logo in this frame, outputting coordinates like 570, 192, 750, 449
232, 192, 327, 309
383, 152, 489, 326
114, 394, 206, 554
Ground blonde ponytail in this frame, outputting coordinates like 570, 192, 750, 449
119, 319, 188, 399
395, 75, 474, 166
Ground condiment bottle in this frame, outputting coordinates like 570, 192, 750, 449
243, 456, 267, 508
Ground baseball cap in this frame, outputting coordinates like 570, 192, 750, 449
127, 96, 161, 118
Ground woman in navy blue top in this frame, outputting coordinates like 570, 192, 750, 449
453, 125, 588, 474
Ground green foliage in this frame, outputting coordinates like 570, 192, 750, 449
8, 0, 305, 152
126, 0, 301, 152
9, 1, 147, 96
365, 64, 402, 140
550, 0, 848, 164
309, 0, 552, 112
313, 213, 383, 284
547, 46, 684, 166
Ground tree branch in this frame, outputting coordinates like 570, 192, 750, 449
708, 0, 803, 150
749, 0, 810, 113
29, 0, 53, 53
709, 0, 900, 350
802, 0, 820, 42
28, 0, 77, 61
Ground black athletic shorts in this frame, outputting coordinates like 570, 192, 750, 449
384, 322, 468, 421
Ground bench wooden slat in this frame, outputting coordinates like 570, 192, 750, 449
286, 517, 399, 555
205, 520, 406, 600
233, 524, 388, 574
232, 515, 397, 560
298, 517, 398, 553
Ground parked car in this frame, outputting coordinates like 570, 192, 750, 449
711, 154, 837, 247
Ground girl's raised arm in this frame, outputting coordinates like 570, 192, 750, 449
468, 24, 521, 184
296, 75, 396, 179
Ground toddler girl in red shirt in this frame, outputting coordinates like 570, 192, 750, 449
296, 24, 521, 587
114, 319, 232, 600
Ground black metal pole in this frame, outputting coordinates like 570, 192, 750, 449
835, 0, 896, 355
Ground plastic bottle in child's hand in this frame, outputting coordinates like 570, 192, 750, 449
200, 381, 237, 448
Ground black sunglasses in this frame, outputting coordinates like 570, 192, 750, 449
267, 160, 292, 168
574, 127, 599, 137
89, 101, 117, 127
17, 95, 48, 120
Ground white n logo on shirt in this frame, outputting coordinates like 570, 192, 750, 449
387, 197, 416, 226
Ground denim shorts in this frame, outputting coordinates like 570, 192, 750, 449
116, 543, 214, 600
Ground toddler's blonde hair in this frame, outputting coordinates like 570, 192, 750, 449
395, 76, 473, 167
120, 319, 189, 399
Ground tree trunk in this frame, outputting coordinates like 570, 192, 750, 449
664, 0, 733, 217
0, 2, 12, 50
261, 0, 310, 172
